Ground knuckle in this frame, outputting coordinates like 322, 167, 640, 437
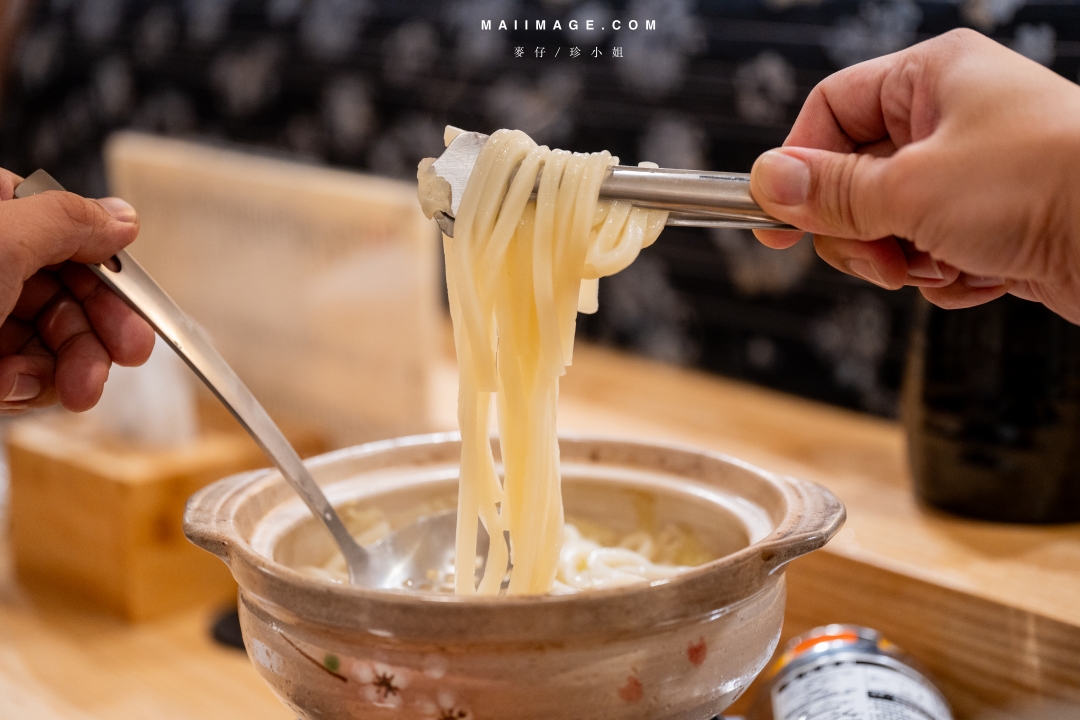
82, 278, 112, 308
841, 156, 865, 234
50, 192, 98, 233
28, 194, 96, 259
881, 152, 927, 239
818, 153, 864, 236
942, 28, 981, 45
801, 83, 829, 112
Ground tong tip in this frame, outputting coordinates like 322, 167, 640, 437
416, 127, 490, 236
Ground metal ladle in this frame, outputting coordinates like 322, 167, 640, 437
14, 169, 466, 591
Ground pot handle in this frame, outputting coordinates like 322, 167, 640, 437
758, 476, 846, 575
183, 468, 271, 563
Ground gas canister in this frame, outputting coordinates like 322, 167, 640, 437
748, 624, 953, 720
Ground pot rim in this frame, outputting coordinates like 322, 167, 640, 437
184, 432, 845, 642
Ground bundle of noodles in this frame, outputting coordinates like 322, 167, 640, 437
421, 129, 667, 595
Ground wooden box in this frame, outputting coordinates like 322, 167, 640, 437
6, 404, 324, 622
105, 132, 442, 447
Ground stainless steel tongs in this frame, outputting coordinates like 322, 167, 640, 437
426, 129, 797, 237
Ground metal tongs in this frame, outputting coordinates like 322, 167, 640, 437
428, 129, 797, 237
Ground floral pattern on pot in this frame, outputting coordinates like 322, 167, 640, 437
349, 659, 411, 707
272, 629, 474, 718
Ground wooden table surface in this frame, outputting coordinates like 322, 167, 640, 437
3, 341, 1079, 719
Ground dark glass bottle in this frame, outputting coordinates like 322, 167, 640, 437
902, 295, 1080, 523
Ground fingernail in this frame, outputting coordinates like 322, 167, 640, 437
95, 197, 137, 224
907, 256, 944, 280
755, 150, 810, 206
4, 373, 40, 402
965, 274, 1005, 288
847, 259, 890, 289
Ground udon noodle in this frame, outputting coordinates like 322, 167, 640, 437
419, 128, 681, 595
301, 507, 710, 594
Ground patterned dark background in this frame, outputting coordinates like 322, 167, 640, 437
2, 0, 1078, 417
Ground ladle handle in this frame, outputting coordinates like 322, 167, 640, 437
14, 169, 368, 579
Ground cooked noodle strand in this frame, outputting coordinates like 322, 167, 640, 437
441, 129, 667, 595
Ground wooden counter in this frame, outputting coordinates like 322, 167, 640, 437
3, 342, 1079, 719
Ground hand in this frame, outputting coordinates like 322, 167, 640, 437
749, 29, 1080, 323
0, 169, 154, 414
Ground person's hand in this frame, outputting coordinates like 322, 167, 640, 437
749, 29, 1080, 323
0, 169, 154, 414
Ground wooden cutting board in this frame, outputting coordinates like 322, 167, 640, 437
1, 340, 1078, 718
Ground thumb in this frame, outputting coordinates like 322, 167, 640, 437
750, 147, 900, 240
0, 191, 138, 273
0, 191, 138, 321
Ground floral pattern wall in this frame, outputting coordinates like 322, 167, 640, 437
3, 0, 1078, 416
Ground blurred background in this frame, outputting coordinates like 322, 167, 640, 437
2, 0, 1078, 420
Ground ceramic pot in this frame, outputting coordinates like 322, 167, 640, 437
184, 434, 844, 720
